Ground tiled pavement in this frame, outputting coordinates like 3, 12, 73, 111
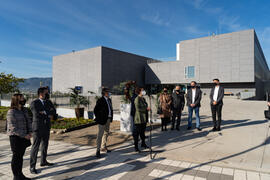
0, 134, 270, 180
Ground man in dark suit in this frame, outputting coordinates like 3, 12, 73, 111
210, 79, 224, 131
186, 81, 202, 131
30, 87, 54, 174
94, 88, 113, 158
171, 85, 185, 131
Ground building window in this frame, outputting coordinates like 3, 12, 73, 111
185, 66, 195, 78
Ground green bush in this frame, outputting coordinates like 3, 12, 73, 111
0, 106, 32, 121
0, 106, 10, 120
51, 117, 95, 129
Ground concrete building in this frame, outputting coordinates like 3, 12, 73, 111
146, 29, 270, 99
53, 46, 156, 95
53, 29, 269, 99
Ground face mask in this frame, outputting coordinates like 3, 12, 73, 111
176, 90, 180, 93
142, 91, 146, 96
45, 93, 50, 100
19, 100, 26, 106
215, 83, 219, 86
108, 93, 112, 97
164, 90, 168, 93
191, 86, 196, 89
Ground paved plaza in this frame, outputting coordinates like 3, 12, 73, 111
1, 97, 270, 180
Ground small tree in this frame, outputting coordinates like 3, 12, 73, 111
0, 72, 24, 94
69, 88, 89, 108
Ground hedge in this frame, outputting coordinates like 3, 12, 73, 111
51, 118, 95, 129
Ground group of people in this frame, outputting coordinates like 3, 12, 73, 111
6, 79, 225, 179
6, 87, 56, 180
158, 79, 224, 132
93, 78, 224, 155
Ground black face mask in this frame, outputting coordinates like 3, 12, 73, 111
176, 90, 180, 93
214, 83, 219, 86
191, 86, 196, 89
19, 100, 26, 106
45, 93, 50, 100
164, 90, 168, 93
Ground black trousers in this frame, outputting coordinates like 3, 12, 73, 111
133, 123, 147, 148
211, 104, 223, 129
9, 135, 27, 179
161, 118, 170, 130
171, 110, 182, 129
30, 131, 50, 168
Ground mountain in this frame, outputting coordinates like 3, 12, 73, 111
19, 77, 52, 93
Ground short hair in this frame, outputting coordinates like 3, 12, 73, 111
213, 78, 220, 82
10, 93, 23, 110
191, 81, 197, 84
37, 87, 48, 95
102, 87, 110, 95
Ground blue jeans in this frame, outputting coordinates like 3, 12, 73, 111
188, 106, 200, 128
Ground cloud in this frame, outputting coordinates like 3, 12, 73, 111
141, 12, 171, 27
218, 15, 246, 32
184, 26, 207, 36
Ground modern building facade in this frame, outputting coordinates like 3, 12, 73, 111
146, 29, 270, 99
53, 46, 155, 95
53, 29, 269, 99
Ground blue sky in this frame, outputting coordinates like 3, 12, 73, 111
0, 0, 270, 78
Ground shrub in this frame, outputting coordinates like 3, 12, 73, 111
51, 117, 94, 129
0, 106, 9, 120
0, 106, 32, 121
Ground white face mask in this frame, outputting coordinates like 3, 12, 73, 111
141, 91, 146, 96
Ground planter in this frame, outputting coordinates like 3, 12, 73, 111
75, 108, 84, 119
120, 103, 133, 132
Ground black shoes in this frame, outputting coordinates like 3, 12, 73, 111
96, 150, 101, 158
187, 127, 191, 130
141, 144, 149, 149
197, 127, 202, 131
15, 174, 32, 180
101, 148, 112, 153
30, 168, 38, 174
212, 127, 221, 131
40, 161, 54, 167
135, 147, 141, 152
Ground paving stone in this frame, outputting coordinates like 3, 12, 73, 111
222, 168, 234, 176
196, 170, 209, 178
220, 174, 233, 180
246, 171, 260, 180
207, 172, 221, 180
260, 173, 270, 180
234, 169, 247, 180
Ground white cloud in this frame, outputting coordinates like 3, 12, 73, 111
141, 12, 171, 27
218, 15, 246, 32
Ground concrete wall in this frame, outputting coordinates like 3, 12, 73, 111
53, 47, 102, 95
101, 47, 150, 89
146, 29, 255, 84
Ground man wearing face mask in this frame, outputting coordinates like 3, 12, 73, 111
94, 88, 113, 158
30, 87, 54, 174
186, 81, 202, 131
171, 85, 185, 131
210, 79, 224, 131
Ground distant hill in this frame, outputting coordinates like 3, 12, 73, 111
19, 77, 52, 93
